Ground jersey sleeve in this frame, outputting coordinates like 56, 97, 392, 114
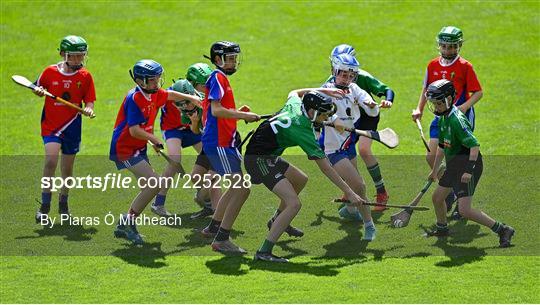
36, 67, 51, 88
357, 71, 389, 96
124, 96, 145, 127
453, 115, 479, 148
207, 73, 225, 101
294, 123, 326, 159
466, 63, 482, 93
83, 73, 96, 103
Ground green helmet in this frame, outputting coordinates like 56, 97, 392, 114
59, 35, 88, 53
436, 26, 463, 44
171, 79, 196, 95
186, 63, 212, 85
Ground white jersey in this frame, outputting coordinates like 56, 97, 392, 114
321, 82, 374, 153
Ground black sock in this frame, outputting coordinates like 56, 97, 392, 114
215, 227, 230, 242
208, 219, 221, 233
491, 221, 503, 233
436, 222, 449, 232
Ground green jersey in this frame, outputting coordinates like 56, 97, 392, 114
325, 69, 390, 97
245, 95, 326, 159
438, 106, 480, 162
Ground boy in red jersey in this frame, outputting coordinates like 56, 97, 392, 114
109, 59, 201, 245
412, 26, 483, 219
32, 35, 95, 224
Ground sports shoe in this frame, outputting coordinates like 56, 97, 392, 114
363, 225, 376, 241
267, 219, 304, 237
190, 206, 214, 220
338, 206, 363, 222
254, 251, 289, 263
200, 226, 217, 238
150, 205, 174, 218
35, 210, 50, 226
498, 225, 515, 248
372, 192, 389, 212
211, 239, 247, 255
114, 217, 143, 245
424, 227, 450, 237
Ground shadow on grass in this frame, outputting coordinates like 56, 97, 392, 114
110, 241, 178, 268
15, 223, 98, 242
416, 221, 490, 267
205, 255, 365, 277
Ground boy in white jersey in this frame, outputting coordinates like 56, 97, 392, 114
319, 53, 376, 241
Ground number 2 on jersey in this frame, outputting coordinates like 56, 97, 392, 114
270, 117, 292, 133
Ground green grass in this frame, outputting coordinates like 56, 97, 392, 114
1, 0, 539, 303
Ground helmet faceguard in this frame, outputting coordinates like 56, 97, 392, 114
130, 59, 164, 94
426, 79, 456, 116
331, 54, 360, 89
171, 79, 199, 115
59, 35, 88, 71
206, 41, 242, 75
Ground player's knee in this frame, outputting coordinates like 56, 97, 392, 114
358, 146, 371, 158
44, 158, 58, 171
289, 198, 302, 212
458, 203, 471, 218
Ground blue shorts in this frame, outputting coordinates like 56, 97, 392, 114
203, 146, 242, 175
430, 107, 475, 138
113, 151, 149, 170
43, 135, 80, 155
318, 130, 357, 159
163, 129, 201, 148
327, 149, 356, 166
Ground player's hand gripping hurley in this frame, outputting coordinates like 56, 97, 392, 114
12, 75, 96, 118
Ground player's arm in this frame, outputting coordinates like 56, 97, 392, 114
189, 112, 202, 134
412, 88, 428, 121
314, 158, 363, 206
458, 90, 483, 113
82, 101, 95, 117
362, 73, 395, 108
428, 146, 445, 181
210, 100, 259, 122
167, 90, 202, 108
288, 87, 345, 99
128, 125, 162, 146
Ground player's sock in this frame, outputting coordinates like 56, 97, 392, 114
208, 219, 221, 233
214, 227, 230, 242
436, 222, 449, 232
258, 239, 275, 253
367, 163, 386, 194
491, 221, 503, 233
41, 192, 51, 213
59, 194, 68, 210
364, 220, 375, 228
153, 194, 166, 207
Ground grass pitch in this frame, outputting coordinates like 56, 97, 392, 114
1, 1, 539, 303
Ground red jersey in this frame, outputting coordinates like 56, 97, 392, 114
109, 87, 168, 161
201, 70, 237, 147
423, 56, 482, 106
37, 64, 96, 137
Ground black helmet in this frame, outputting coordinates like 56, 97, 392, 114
426, 79, 455, 115
302, 91, 336, 122
206, 41, 241, 75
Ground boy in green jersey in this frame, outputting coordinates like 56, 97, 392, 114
425, 80, 514, 248
245, 88, 365, 262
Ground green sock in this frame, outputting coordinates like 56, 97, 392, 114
367, 163, 386, 193
491, 221, 502, 233
259, 239, 274, 253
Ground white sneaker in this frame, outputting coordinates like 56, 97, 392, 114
150, 205, 174, 218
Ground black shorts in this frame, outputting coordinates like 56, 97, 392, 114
244, 155, 290, 191
354, 108, 380, 131
194, 149, 211, 171
439, 154, 483, 198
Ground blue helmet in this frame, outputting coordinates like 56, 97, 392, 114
330, 44, 356, 59
130, 59, 164, 93
331, 54, 360, 89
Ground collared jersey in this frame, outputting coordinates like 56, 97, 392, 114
438, 106, 480, 161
